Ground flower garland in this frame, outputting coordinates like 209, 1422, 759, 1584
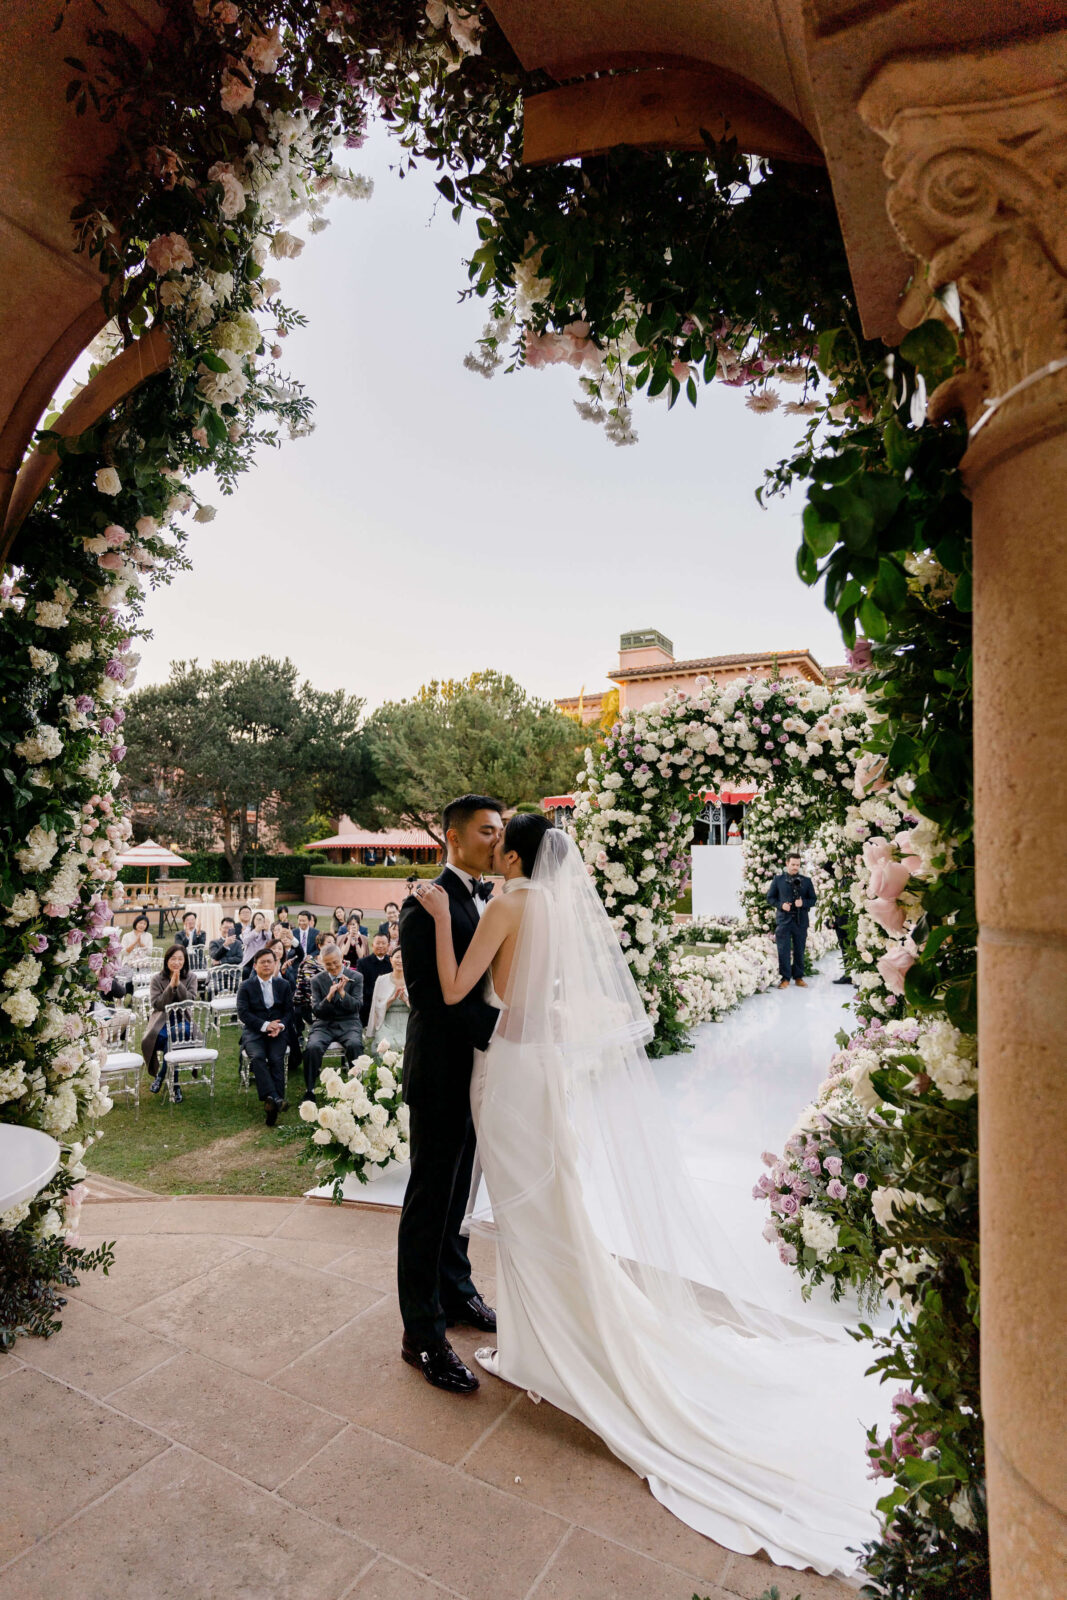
572, 675, 868, 1053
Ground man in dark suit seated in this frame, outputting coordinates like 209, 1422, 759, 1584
766, 851, 817, 989
294, 910, 319, 959
209, 917, 244, 966
176, 910, 206, 952
304, 946, 364, 1099
377, 902, 401, 942
236, 948, 293, 1125
357, 934, 393, 1026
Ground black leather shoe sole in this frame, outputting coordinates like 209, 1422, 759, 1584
264, 1098, 279, 1127
401, 1345, 479, 1393
445, 1310, 497, 1333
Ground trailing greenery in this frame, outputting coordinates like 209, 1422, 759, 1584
0, 1164, 114, 1351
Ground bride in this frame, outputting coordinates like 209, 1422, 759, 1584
414, 812, 888, 1580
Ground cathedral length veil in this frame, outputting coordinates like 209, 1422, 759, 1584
470, 828, 891, 1576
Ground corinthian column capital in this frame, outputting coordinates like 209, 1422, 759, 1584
859, 31, 1067, 474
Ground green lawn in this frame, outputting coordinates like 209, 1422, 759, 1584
86, 1025, 313, 1198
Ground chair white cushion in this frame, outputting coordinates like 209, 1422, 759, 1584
163, 1047, 218, 1064
210, 995, 237, 1011
103, 1053, 143, 1072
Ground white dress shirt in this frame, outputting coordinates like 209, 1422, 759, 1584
258, 975, 275, 1032
444, 863, 486, 917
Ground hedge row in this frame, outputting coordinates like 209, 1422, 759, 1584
307, 864, 442, 881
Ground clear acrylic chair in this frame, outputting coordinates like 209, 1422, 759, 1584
98, 1012, 143, 1108
207, 963, 242, 1032
162, 998, 218, 1104
238, 1038, 290, 1092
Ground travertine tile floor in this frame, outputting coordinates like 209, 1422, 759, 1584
0, 1188, 853, 1600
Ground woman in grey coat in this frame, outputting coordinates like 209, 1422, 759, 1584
141, 944, 194, 1102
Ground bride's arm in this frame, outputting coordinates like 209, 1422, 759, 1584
419, 887, 508, 1004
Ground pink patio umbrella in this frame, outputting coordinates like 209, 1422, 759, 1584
115, 838, 190, 885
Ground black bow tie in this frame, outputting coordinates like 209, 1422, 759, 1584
471, 881, 492, 902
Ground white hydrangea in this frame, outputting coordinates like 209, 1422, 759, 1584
15, 724, 64, 763
2, 988, 40, 1027
801, 1207, 840, 1261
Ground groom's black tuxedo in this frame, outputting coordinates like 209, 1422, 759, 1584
396, 869, 497, 1348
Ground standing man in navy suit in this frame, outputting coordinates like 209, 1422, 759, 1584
766, 852, 817, 988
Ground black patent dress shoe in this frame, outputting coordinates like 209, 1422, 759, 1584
264, 1096, 280, 1127
401, 1335, 479, 1393
149, 1070, 165, 1094
833, 973, 854, 985
172, 1083, 183, 1104
444, 1291, 497, 1333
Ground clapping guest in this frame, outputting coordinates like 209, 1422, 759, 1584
142, 944, 194, 1102
292, 934, 333, 1029
235, 904, 253, 939
209, 917, 244, 966
241, 911, 271, 973
331, 905, 348, 936
367, 948, 409, 1051
338, 910, 368, 964
121, 913, 154, 960
356, 934, 393, 1027
175, 909, 206, 952
304, 945, 364, 1098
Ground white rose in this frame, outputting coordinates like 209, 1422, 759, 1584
298, 1100, 319, 1122
95, 467, 121, 495
311, 1128, 333, 1145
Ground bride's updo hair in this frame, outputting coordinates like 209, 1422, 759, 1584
503, 811, 551, 877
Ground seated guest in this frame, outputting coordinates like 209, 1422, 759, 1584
120, 914, 153, 960
338, 910, 368, 964
377, 902, 401, 951
357, 934, 393, 1027
209, 917, 244, 965
235, 904, 254, 939
175, 909, 206, 952
275, 905, 291, 928
142, 944, 194, 1103
331, 905, 348, 936
294, 909, 319, 959
236, 948, 293, 1126
292, 934, 335, 1029
273, 922, 303, 986
240, 911, 271, 974
367, 948, 409, 1051
304, 945, 364, 1099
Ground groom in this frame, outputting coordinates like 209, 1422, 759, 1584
397, 793, 504, 1393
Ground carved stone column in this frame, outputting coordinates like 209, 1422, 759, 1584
860, 32, 1067, 1600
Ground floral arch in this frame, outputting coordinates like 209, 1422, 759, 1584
572, 673, 869, 1053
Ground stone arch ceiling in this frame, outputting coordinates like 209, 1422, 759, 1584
0, 0, 164, 529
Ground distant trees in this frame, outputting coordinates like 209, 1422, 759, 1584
361, 670, 584, 845
120, 657, 371, 878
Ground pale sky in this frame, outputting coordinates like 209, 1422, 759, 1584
137, 123, 846, 708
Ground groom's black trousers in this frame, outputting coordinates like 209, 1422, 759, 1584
397, 1095, 478, 1348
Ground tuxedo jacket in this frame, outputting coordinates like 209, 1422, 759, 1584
294, 926, 319, 958
236, 973, 294, 1036
399, 870, 499, 1110
766, 873, 817, 928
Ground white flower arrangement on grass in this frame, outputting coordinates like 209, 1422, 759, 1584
298, 1043, 411, 1201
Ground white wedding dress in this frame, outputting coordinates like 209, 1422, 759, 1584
466, 833, 890, 1580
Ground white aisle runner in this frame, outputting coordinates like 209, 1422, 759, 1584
309, 955, 885, 1333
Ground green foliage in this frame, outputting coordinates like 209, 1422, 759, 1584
307, 864, 441, 880
120, 657, 369, 880
0, 1169, 114, 1351
362, 671, 584, 844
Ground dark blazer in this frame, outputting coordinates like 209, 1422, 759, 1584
377, 919, 400, 938
356, 953, 394, 1025
209, 933, 244, 965
294, 926, 319, 958
310, 965, 363, 1023
398, 870, 499, 1109
176, 928, 206, 950
766, 872, 817, 928
236, 973, 294, 1037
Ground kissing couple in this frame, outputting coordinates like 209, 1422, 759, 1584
395, 793, 889, 1580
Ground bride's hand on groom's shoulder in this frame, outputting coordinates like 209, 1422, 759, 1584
414, 882, 449, 920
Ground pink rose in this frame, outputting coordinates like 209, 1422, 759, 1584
214, 0, 239, 21
893, 828, 925, 874
103, 523, 129, 547
847, 639, 873, 670
245, 24, 283, 73
192, 427, 209, 447
877, 941, 918, 995
146, 232, 194, 274
98, 551, 124, 572
826, 1179, 847, 1200
868, 861, 912, 901
862, 837, 893, 872
206, 160, 246, 219
867, 896, 908, 936
134, 515, 158, 539
220, 70, 255, 113
853, 751, 889, 799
